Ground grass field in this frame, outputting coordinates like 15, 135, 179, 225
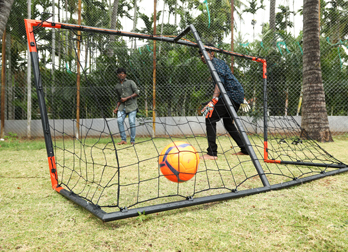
1, 135, 348, 251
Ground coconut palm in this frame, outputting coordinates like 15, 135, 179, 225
108, 0, 132, 57
301, 0, 333, 142
270, 0, 276, 31
321, 0, 348, 42
275, 5, 295, 31
0, 0, 14, 39
243, 0, 265, 41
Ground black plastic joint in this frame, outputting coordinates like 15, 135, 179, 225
186, 196, 193, 201
51, 22, 56, 26
30, 42, 35, 47
51, 168, 56, 173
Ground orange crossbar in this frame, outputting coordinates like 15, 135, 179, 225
252, 57, 267, 79
25, 19, 62, 53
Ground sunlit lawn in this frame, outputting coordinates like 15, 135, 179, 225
0, 135, 348, 251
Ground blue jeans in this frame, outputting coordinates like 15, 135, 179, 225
117, 109, 137, 143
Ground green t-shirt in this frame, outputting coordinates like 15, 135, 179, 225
115, 78, 140, 113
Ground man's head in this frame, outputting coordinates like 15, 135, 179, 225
117, 67, 127, 81
199, 43, 215, 64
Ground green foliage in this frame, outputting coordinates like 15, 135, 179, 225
82, 0, 110, 27
275, 5, 296, 31
321, 0, 348, 42
4, 132, 18, 142
244, 0, 265, 15
0, 134, 46, 150
3, 0, 348, 120
136, 211, 150, 222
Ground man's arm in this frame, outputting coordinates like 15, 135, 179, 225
213, 84, 220, 98
120, 93, 138, 103
201, 84, 221, 118
113, 101, 121, 114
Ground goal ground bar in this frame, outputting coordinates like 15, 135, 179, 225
59, 166, 348, 222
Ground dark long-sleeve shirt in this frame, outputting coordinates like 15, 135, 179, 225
211, 57, 244, 104
115, 78, 140, 113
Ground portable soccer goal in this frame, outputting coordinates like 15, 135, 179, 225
25, 19, 348, 222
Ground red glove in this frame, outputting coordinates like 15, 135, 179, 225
201, 97, 219, 118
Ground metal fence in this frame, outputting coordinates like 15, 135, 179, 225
1, 0, 348, 137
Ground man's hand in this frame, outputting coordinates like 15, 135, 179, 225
120, 97, 128, 103
240, 99, 251, 113
201, 97, 218, 118
113, 107, 118, 114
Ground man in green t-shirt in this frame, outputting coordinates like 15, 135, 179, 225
113, 68, 140, 145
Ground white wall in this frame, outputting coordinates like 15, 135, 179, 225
1, 116, 347, 138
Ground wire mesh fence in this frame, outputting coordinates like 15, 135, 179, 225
1, 0, 348, 137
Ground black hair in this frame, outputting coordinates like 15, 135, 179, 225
198, 43, 215, 54
116, 67, 127, 74
205, 43, 215, 51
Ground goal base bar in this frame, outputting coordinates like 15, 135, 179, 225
59, 166, 348, 222
264, 160, 346, 168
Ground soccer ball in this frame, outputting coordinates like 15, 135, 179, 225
158, 141, 200, 183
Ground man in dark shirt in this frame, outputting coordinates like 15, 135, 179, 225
200, 44, 248, 160
113, 68, 140, 145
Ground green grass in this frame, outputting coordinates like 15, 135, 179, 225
1, 136, 348, 251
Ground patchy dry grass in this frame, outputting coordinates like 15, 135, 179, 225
1, 136, 348, 251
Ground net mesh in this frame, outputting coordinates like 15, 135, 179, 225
31, 24, 346, 212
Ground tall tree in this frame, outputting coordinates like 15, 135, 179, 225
0, 0, 15, 39
269, 0, 276, 31
108, 0, 132, 56
275, 5, 295, 31
301, 0, 333, 142
243, 0, 265, 41
321, 0, 348, 43
107, 0, 120, 57
110, 0, 119, 30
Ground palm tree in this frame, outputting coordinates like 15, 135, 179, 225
131, 0, 141, 49
108, 0, 132, 56
301, 0, 333, 142
0, 0, 15, 39
275, 5, 295, 31
163, 0, 178, 25
110, 0, 119, 31
243, 0, 265, 41
269, 0, 276, 31
107, 0, 120, 57
321, 0, 348, 43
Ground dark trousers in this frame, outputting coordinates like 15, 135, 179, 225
205, 98, 248, 156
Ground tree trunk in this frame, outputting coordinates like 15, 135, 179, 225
7, 33, 13, 120
108, 0, 120, 57
1, 30, 6, 139
132, 0, 138, 49
301, 0, 333, 142
269, 0, 276, 31
174, 0, 177, 26
0, 0, 15, 39
110, 0, 119, 30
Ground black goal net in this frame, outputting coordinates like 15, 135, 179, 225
25, 19, 348, 221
